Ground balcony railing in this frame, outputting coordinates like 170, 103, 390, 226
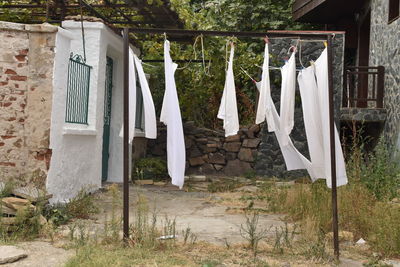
343, 66, 385, 108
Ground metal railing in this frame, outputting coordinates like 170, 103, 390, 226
343, 66, 385, 108
65, 53, 92, 124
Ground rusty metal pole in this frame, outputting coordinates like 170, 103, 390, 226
123, 27, 130, 242
327, 35, 340, 260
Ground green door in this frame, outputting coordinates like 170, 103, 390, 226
101, 57, 113, 181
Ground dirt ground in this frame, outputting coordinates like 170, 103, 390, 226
3, 181, 388, 266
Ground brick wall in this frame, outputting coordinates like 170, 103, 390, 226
0, 22, 57, 187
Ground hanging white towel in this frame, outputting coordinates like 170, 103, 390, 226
160, 40, 186, 189
217, 44, 239, 137
119, 47, 137, 144
298, 66, 325, 180
255, 81, 317, 180
133, 54, 157, 139
314, 48, 348, 188
255, 43, 276, 132
279, 52, 296, 145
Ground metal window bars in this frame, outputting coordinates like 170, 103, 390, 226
65, 53, 92, 124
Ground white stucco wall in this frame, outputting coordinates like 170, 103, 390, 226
47, 21, 140, 202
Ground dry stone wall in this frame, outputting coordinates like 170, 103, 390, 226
147, 121, 262, 176
0, 21, 56, 186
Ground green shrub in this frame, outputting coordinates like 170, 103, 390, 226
132, 157, 168, 181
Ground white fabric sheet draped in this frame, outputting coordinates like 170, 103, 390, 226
313, 48, 348, 187
217, 44, 239, 137
160, 40, 186, 189
255, 43, 276, 132
256, 47, 347, 188
133, 54, 157, 139
279, 52, 296, 145
119, 47, 137, 144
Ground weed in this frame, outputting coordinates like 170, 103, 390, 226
182, 225, 198, 245
302, 229, 331, 262
272, 221, 298, 254
239, 211, 270, 257
208, 179, 243, 193
0, 180, 15, 198
66, 188, 99, 219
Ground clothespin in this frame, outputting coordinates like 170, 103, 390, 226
264, 35, 269, 44
324, 41, 327, 47
163, 32, 167, 41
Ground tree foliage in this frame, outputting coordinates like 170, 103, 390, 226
141, 0, 313, 127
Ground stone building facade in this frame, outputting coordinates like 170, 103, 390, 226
0, 22, 56, 186
369, 0, 400, 154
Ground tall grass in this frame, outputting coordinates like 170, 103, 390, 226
260, 137, 400, 257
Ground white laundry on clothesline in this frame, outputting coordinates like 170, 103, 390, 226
160, 40, 186, 189
133, 54, 157, 139
217, 43, 239, 137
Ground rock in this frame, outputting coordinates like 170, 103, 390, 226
235, 185, 258, 193
223, 142, 241, 152
356, 238, 366, 245
205, 146, 217, 153
1, 197, 34, 211
242, 138, 261, 148
185, 137, 194, 149
196, 138, 208, 144
238, 148, 255, 162
224, 160, 252, 176
189, 156, 205, 166
190, 175, 207, 182
154, 181, 166, 186
0, 245, 28, 264
0, 204, 17, 215
213, 164, 224, 171
225, 134, 240, 142
39, 215, 47, 226
134, 179, 154, 185
12, 186, 52, 202
248, 124, 261, 135
225, 152, 237, 160
189, 146, 203, 158
206, 143, 220, 148
208, 153, 226, 165
200, 164, 216, 174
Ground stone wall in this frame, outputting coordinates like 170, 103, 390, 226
0, 21, 56, 186
369, 0, 400, 153
147, 121, 262, 176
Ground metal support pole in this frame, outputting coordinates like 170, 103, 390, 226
327, 35, 340, 260
123, 27, 130, 242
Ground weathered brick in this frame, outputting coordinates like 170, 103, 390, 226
3, 102, 12, 107
0, 162, 16, 167
1, 135, 16, 140
18, 49, 29, 55
15, 55, 26, 62
10, 76, 27, 81
5, 69, 17, 75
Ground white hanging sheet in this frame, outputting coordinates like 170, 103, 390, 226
314, 48, 348, 188
255, 81, 316, 180
160, 40, 186, 189
255, 43, 276, 132
279, 52, 296, 145
298, 66, 325, 180
119, 47, 137, 144
133, 54, 157, 139
217, 44, 239, 137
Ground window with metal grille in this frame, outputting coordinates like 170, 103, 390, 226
389, 0, 400, 23
65, 53, 92, 124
